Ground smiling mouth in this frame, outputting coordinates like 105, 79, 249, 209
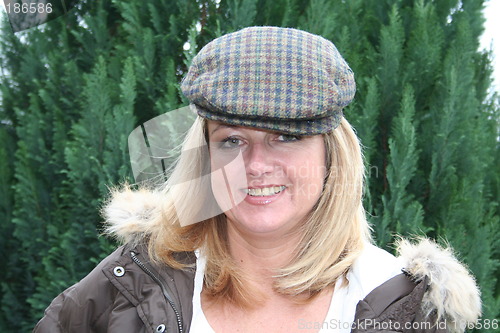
243, 186, 286, 197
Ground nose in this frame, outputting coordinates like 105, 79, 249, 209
245, 142, 275, 177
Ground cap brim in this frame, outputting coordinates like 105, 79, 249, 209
193, 104, 343, 135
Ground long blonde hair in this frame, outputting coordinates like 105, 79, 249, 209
104, 116, 371, 307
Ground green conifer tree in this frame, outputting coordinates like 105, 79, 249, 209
0, 0, 497, 331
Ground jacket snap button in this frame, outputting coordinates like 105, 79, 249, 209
113, 266, 125, 277
156, 324, 166, 332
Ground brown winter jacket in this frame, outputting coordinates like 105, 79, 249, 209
33, 239, 480, 333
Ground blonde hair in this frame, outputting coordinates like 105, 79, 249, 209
104, 116, 371, 307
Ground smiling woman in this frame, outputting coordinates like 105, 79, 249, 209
207, 120, 327, 236
34, 27, 481, 333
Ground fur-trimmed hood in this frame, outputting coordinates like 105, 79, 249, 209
396, 238, 481, 332
103, 187, 165, 245
103, 189, 481, 332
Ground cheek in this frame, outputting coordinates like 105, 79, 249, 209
209, 150, 248, 211
288, 157, 327, 200
209, 147, 239, 169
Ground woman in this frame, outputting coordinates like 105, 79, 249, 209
34, 27, 480, 333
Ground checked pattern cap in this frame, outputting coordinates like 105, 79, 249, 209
181, 26, 356, 135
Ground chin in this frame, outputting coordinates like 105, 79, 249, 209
227, 208, 299, 236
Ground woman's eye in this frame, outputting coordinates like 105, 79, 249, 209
277, 134, 302, 142
219, 137, 242, 149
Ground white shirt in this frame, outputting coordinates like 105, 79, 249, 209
190, 244, 403, 332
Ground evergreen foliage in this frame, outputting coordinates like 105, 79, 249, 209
0, 0, 498, 331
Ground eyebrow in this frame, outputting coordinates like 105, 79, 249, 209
210, 124, 306, 138
210, 123, 239, 136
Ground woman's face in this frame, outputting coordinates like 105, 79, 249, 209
207, 120, 327, 238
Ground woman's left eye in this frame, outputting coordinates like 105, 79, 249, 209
277, 134, 302, 142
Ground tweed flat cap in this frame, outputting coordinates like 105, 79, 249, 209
181, 26, 355, 135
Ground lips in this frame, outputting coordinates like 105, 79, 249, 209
243, 185, 286, 197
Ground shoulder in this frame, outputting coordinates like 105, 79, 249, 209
352, 238, 481, 333
34, 244, 196, 333
33, 246, 129, 332
347, 242, 404, 298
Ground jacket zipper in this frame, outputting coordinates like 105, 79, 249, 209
130, 251, 184, 333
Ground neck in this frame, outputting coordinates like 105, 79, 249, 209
226, 221, 301, 291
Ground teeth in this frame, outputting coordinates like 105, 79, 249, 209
245, 186, 286, 197
262, 187, 271, 196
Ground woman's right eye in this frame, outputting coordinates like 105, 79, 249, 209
219, 137, 242, 149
